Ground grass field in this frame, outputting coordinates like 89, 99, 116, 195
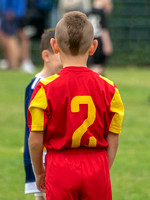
0, 66, 150, 200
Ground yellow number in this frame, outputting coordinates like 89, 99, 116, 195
71, 96, 97, 148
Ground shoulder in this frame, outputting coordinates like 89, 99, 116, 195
98, 75, 118, 95
31, 76, 41, 90
39, 74, 60, 86
99, 75, 115, 87
25, 76, 41, 96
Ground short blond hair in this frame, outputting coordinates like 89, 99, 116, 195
55, 11, 94, 55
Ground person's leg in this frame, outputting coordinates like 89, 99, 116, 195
35, 197, 44, 200
18, 29, 36, 73
0, 30, 7, 46
18, 29, 31, 61
34, 193, 45, 200
4, 36, 20, 69
43, 192, 46, 200
0, 30, 9, 70
0, 16, 20, 69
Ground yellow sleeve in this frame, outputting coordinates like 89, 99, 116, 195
109, 88, 124, 134
28, 86, 48, 131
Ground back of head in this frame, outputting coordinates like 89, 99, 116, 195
40, 28, 55, 53
55, 11, 94, 56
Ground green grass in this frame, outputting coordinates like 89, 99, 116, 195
107, 66, 150, 200
0, 66, 150, 200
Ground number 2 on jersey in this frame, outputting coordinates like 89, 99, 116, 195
71, 96, 97, 148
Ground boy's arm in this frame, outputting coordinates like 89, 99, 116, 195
106, 131, 119, 170
28, 131, 45, 193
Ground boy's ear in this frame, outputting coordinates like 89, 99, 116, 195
88, 40, 98, 56
50, 38, 60, 54
42, 50, 50, 62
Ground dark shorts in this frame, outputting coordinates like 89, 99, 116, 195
45, 148, 112, 200
0, 14, 23, 36
87, 37, 106, 66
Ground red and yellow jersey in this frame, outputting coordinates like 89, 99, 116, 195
28, 67, 124, 150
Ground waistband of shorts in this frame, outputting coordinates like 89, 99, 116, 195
47, 147, 106, 155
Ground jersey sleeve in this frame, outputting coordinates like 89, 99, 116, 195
109, 87, 124, 134
27, 83, 48, 132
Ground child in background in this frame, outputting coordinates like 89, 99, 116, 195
87, 0, 113, 75
28, 11, 124, 200
23, 28, 62, 200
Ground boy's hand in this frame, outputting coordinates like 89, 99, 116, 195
29, 131, 45, 192
36, 167, 45, 193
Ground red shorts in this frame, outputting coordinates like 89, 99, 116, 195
45, 148, 112, 200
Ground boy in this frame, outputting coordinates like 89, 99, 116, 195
28, 11, 124, 200
24, 29, 62, 200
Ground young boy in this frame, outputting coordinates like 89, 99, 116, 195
28, 11, 124, 200
23, 29, 62, 200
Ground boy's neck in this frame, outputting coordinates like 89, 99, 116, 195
40, 65, 52, 78
61, 53, 88, 68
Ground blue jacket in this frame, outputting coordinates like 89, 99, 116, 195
0, 0, 27, 17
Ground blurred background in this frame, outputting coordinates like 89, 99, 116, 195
108, 0, 150, 65
1, 0, 150, 71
